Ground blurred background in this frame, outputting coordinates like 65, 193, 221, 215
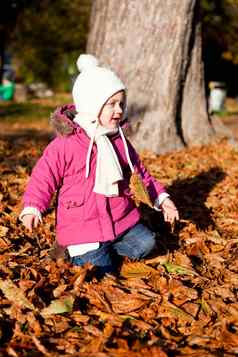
0, 1, 237, 99
0, 0, 91, 100
0, 0, 238, 117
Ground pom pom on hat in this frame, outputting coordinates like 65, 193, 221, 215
72, 53, 126, 115
76, 54, 99, 72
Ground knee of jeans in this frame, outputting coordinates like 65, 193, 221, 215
139, 232, 156, 258
124, 232, 156, 259
71, 256, 84, 266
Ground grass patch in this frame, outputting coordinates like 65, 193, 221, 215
0, 93, 71, 124
211, 109, 238, 117
0, 102, 54, 122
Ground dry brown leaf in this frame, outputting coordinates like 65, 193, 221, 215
103, 286, 149, 314
41, 295, 74, 317
182, 302, 200, 318
52, 284, 67, 298
0, 225, 9, 237
120, 261, 157, 278
169, 279, 198, 305
158, 301, 194, 323
0, 279, 35, 310
31, 334, 53, 357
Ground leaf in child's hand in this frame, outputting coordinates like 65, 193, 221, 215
129, 172, 153, 208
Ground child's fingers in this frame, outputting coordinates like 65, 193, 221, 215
169, 215, 175, 225
162, 205, 180, 232
27, 216, 34, 232
26, 217, 33, 232
22, 215, 35, 232
171, 209, 179, 222
163, 209, 179, 223
33, 216, 40, 228
165, 213, 174, 224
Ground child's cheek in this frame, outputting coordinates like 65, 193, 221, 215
106, 109, 113, 120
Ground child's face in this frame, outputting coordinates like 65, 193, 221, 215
98, 91, 126, 129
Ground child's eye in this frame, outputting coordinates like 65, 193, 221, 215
106, 101, 125, 109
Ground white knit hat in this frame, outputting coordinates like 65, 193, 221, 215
72, 54, 126, 115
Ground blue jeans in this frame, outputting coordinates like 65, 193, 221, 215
71, 223, 156, 273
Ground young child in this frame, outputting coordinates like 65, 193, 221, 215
20, 54, 179, 273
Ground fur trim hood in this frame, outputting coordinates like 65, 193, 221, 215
50, 104, 78, 136
50, 104, 129, 136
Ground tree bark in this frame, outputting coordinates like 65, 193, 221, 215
87, 0, 215, 154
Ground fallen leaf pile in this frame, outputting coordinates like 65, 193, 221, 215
1, 116, 238, 356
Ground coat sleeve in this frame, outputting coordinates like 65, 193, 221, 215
127, 140, 167, 203
23, 137, 66, 212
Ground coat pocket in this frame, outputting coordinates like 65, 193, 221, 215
56, 193, 85, 229
62, 197, 84, 210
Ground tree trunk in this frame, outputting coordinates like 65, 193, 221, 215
87, 0, 215, 154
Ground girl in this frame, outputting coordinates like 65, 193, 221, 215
20, 54, 179, 273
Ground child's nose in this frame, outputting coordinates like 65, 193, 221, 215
115, 103, 123, 114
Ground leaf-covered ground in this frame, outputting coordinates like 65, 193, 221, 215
1, 98, 238, 356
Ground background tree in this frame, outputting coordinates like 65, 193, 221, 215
11, 0, 92, 89
87, 0, 215, 154
201, 0, 238, 95
0, 0, 27, 83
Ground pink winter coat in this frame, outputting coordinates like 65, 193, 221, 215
23, 106, 166, 247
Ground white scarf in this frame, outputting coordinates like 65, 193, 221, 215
74, 113, 134, 196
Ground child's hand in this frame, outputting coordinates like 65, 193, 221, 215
161, 198, 179, 225
21, 214, 40, 232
